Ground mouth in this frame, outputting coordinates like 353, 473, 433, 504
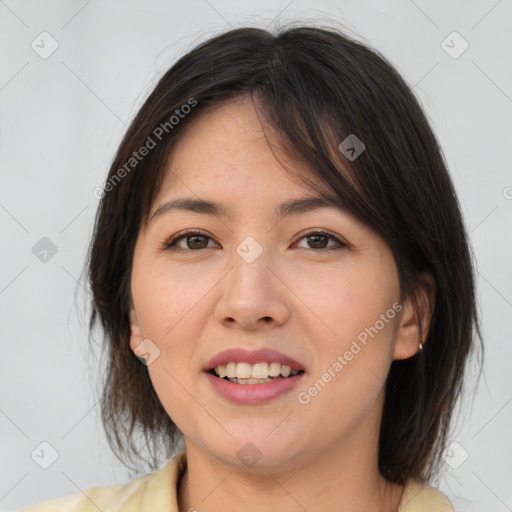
204, 360, 307, 404
206, 365, 305, 385
203, 348, 307, 403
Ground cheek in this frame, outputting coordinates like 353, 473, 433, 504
292, 256, 400, 347
130, 256, 212, 419
131, 263, 209, 429
131, 259, 216, 341
292, 257, 400, 411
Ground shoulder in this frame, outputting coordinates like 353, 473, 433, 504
18, 451, 187, 512
399, 479, 454, 511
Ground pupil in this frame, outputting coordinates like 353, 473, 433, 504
189, 235, 206, 249
308, 235, 327, 249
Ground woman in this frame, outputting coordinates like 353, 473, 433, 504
22, 24, 481, 511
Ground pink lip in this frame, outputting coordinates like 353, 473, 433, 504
204, 348, 306, 372
205, 371, 307, 404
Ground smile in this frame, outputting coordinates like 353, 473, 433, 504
205, 366, 306, 404
211, 361, 302, 382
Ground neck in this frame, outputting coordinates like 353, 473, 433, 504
177, 429, 403, 512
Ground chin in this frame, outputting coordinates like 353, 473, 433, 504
209, 435, 302, 472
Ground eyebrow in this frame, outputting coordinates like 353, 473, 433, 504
149, 195, 344, 223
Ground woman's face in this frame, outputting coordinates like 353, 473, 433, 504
129, 97, 419, 470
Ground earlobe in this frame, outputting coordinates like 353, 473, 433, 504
393, 273, 435, 361
129, 306, 144, 353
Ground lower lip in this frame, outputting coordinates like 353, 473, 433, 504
205, 371, 306, 404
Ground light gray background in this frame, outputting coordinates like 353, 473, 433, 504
1, 1, 511, 511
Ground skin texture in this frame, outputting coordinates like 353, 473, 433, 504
129, 96, 434, 512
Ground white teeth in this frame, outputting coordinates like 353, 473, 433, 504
281, 365, 291, 378
236, 362, 252, 379
229, 377, 274, 384
269, 361, 282, 377
226, 362, 237, 378
214, 362, 301, 380
251, 362, 269, 379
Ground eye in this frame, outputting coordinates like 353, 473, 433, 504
162, 230, 217, 251
293, 230, 347, 252
162, 229, 347, 253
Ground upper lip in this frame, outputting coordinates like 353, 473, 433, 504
204, 348, 306, 372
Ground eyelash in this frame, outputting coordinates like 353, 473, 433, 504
161, 229, 347, 253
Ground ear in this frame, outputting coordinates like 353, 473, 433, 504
393, 272, 436, 361
129, 302, 144, 354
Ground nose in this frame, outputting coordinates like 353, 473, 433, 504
213, 241, 291, 331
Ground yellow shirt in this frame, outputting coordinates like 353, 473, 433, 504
19, 451, 453, 511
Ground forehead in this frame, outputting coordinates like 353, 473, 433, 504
143, 99, 381, 246
154, 98, 326, 208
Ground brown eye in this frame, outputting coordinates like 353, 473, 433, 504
184, 234, 209, 249
305, 234, 330, 249
162, 229, 347, 253
163, 230, 217, 251
294, 231, 346, 252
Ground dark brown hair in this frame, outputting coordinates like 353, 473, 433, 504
87, 23, 482, 483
